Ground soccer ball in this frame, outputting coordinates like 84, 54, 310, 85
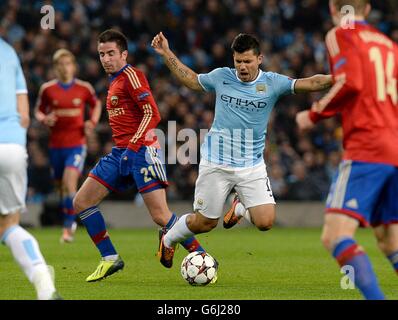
180, 251, 218, 286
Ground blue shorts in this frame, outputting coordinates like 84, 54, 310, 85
49, 145, 86, 180
326, 160, 398, 227
89, 146, 168, 194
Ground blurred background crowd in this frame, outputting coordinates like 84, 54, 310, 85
1, 0, 397, 204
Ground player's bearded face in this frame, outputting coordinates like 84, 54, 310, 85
233, 50, 262, 82
98, 42, 128, 74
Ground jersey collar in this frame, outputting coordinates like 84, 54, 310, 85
109, 64, 130, 82
354, 20, 368, 26
57, 78, 75, 90
234, 69, 263, 85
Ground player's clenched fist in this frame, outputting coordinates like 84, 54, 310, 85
151, 32, 170, 56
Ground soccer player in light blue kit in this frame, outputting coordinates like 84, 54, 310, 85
152, 32, 332, 268
0, 37, 61, 299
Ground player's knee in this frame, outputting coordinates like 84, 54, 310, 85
72, 195, 86, 213
257, 225, 272, 232
255, 216, 274, 231
321, 233, 335, 251
256, 222, 273, 231
250, 206, 275, 231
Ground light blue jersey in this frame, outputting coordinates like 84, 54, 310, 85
198, 67, 295, 167
0, 38, 28, 146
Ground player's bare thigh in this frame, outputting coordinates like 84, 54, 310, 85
0, 212, 20, 238
247, 203, 275, 231
73, 177, 109, 213
141, 188, 172, 227
373, 224, 398, 255
321, 213, 359, 251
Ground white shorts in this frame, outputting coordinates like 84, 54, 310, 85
0, 144, 27, 215
193, 161, 275, 219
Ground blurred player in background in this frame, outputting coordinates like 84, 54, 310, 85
73, 29, 206, 282
296, 0, 398, 300
35, 49, 101, 243
0, 37, 61, 300
152, 32, 332, 268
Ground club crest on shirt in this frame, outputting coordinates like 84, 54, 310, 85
111, 95, 119, 106
72, 98, 82, 106
256, 83, 267, 94
196, 198, 204, 208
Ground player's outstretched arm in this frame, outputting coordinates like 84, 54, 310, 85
151, 32, 204, 91
294, 74, 333, 93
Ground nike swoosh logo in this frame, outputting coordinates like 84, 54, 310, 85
223, 81, 230, 85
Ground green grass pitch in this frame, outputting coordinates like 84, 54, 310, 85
0, 226, 397, 300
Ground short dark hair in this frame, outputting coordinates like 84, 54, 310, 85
231, 33, 260, 55
98, 29, 128, 53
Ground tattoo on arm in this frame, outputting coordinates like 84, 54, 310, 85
314, 75, 332, 90
167, 57, 189, 79
164, 54, 201, 90
316, 79, 328, 90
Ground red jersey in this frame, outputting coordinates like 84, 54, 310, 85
36, 79, 98, 148
106, 64, 161, 151
310, 21, 398, 166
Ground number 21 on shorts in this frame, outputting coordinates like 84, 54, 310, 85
140, 165, 156, 182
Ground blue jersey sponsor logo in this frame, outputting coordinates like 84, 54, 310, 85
333, 57, 347, 72
137, 92, 150, 101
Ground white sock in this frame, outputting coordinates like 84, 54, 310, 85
103, 254, 119, 261
31, 265, 57, 300
164, 214, 194, 248
2, 225, 56, 300
234, 203, 246, 217
235, 203, 252, 224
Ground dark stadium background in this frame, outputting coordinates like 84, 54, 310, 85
1, 0, 397, 210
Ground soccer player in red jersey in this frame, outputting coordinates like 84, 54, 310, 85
73, 29, 206, 282
296, 0, 398, 299
35, 49, 101, 244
